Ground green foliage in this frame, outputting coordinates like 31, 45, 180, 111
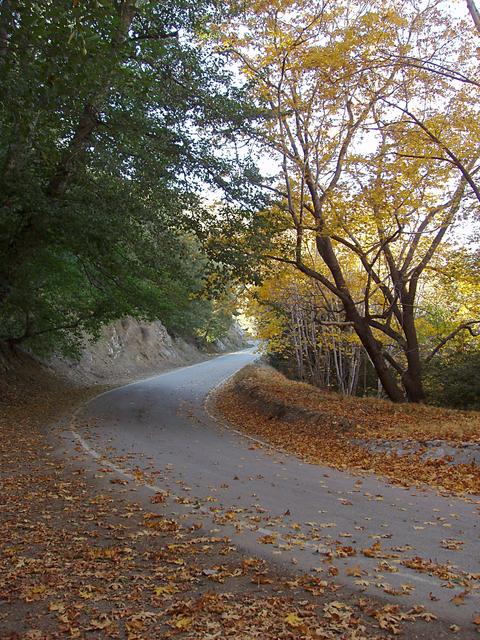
194, 291, 240, 344
0, 0, 260, 355
424, 350, 480, 410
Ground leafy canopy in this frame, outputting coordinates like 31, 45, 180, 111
0, 0, 260, 355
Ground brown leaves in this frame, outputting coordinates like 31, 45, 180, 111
214, 368, 480, 496
346, 565, 363, 577
258, 533, 277, 544
2, 379, 402, 640
441, 538, 464, 550
150, 491, 169, 503
362, 542, 384, 558
450, 590, 471, 606
2, 366, 469, 640
143, 513, 180, 532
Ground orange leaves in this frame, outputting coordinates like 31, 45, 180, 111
362, 542, 384, 559
22, 584, 48, 602
441, 538, 464, 550
451, 591, 470, 606
302, 576, 328, 595
346, 565, 363, 578
335, 544, 356, 558
215, 365, 480, 496
258, 533, 277, 544
2, 354, 466, 640
143, 513, 180, 532
369, 604, 403, 635
150, 491, 169, 504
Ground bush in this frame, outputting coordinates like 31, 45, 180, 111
424, 350, 480, 410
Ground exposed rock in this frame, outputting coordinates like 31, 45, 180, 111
43, 317, 226, 386
352, 437, 480, 466
213, 323, 247, 352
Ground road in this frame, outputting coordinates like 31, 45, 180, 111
70, 349, 480, 631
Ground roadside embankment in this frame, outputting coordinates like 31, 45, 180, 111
42, 317, 247, 386
213, 364, 480, 496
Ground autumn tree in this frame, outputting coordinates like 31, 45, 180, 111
219, 0, 480, 402
249, 249, 480, 403
249, 266, 365, 394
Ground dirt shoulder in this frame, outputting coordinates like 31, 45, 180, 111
213, 364, 480, 497
0, 360, 461, 639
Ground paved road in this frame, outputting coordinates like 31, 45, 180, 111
70, 350, 480, 631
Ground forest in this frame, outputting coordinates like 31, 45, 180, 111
1, 0, 479, 406
2, 4, 480, 638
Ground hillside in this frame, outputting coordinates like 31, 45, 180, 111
35, 318, 246, 386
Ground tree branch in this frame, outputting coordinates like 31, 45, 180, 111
467, 0, 480, 35
383, 99, 480, 204
424, 321, 480, 365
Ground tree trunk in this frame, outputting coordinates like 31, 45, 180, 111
0, 0, 137, 308
47, 0, 136, 198
313, 235, 405, 402
467, 0, 480, 34
401, 301, 426, 403
401, 368, 425, 403
401, 344, 426, 403
351, 315, 405, 402
47, 103, 102, 197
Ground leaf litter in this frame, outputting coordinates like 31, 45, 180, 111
213, 366, 480, 496
0, 373, 469, 639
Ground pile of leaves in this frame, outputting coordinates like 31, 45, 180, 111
214, 366, 480, 496
1, 368, 446, 639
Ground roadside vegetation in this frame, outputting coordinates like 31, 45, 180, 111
208, 0, 480, 406
0, 0, 261, 358
246, 266, 480, 409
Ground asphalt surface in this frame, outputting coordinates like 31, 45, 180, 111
70, 349, 480, 631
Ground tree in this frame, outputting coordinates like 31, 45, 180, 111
250, 245, 480, 402
0, 1, 259, 354
219, 0, 480, 402
467, 0, 480, 34
249, 266, 364, 394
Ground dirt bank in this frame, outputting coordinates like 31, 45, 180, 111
33, 317, 247, 386
213, 364, 480, 496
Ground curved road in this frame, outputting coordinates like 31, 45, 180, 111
70, 349, 480, 631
